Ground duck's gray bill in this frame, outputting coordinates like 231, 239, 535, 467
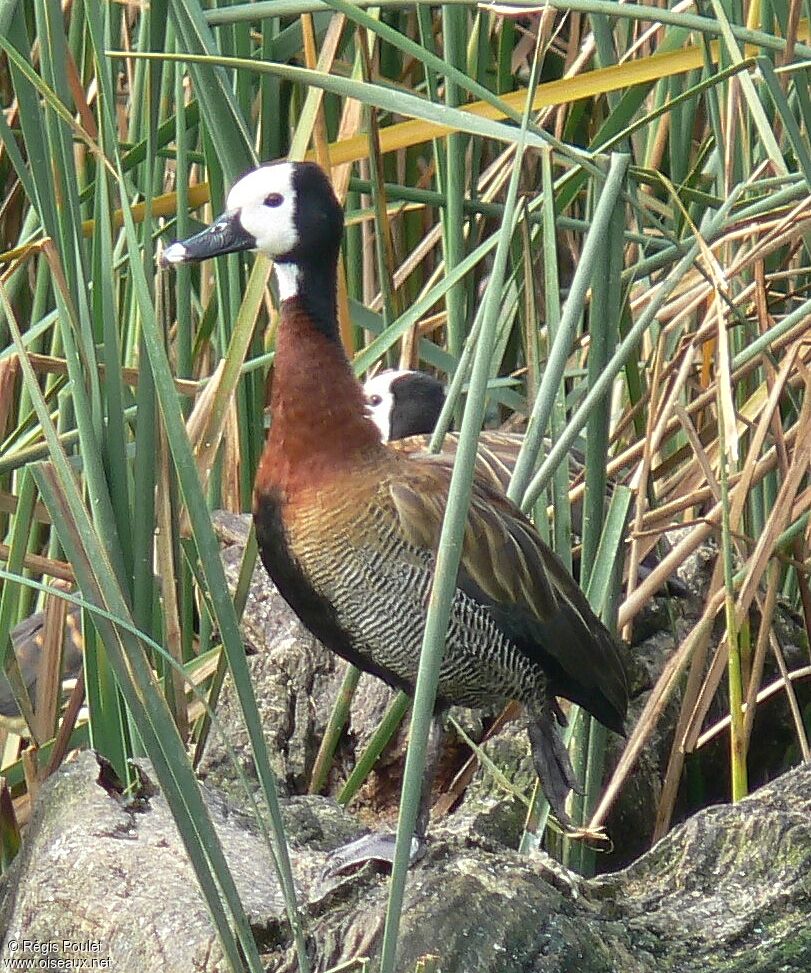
161, 212, 256, 267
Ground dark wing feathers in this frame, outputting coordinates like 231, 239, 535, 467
465, 489, 559, 615
389, 453, 628, 733
388, 431, 589, 534
390, 464, 557, 614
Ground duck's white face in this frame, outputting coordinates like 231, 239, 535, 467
363, 369, 446, 442
162, 163, 301, 293
162, 161, 345, 304
224, 163, 299, 258
363, 370, 403, 441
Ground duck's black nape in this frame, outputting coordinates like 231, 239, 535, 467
278, 163, 345, 342
389, 372, 446, 440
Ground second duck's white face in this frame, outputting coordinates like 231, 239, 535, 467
226, 163, 299, 259
363, 370, 406, 442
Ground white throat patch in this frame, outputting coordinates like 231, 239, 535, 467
275, 263, 301, 301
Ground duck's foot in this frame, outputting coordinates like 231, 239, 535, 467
555, 822, 611, 847
323, 831, 427, 877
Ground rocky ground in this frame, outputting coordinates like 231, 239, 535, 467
1, 749, 809, 971
1, 512, 810, 971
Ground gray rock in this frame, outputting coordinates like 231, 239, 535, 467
2, 749, 810, 972
0, 750, 363, 972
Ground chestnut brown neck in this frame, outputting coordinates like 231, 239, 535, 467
255, 297, 383, 496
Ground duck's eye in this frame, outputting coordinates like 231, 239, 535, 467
264, 193, 284, 208
368, 394, 383, 407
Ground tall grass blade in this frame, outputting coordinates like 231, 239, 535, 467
379, 36, 544, 973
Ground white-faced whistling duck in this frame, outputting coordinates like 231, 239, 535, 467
364, 367, 573, 498
364, 368, 688, 600
163, 161, 629, 869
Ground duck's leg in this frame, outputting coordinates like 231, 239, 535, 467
527, 703, 613, 843
324, 713, 444, 875
413, 711, 444, 843
526, 702, 580, 832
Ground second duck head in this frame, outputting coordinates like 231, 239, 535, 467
364, 369, 446, 442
